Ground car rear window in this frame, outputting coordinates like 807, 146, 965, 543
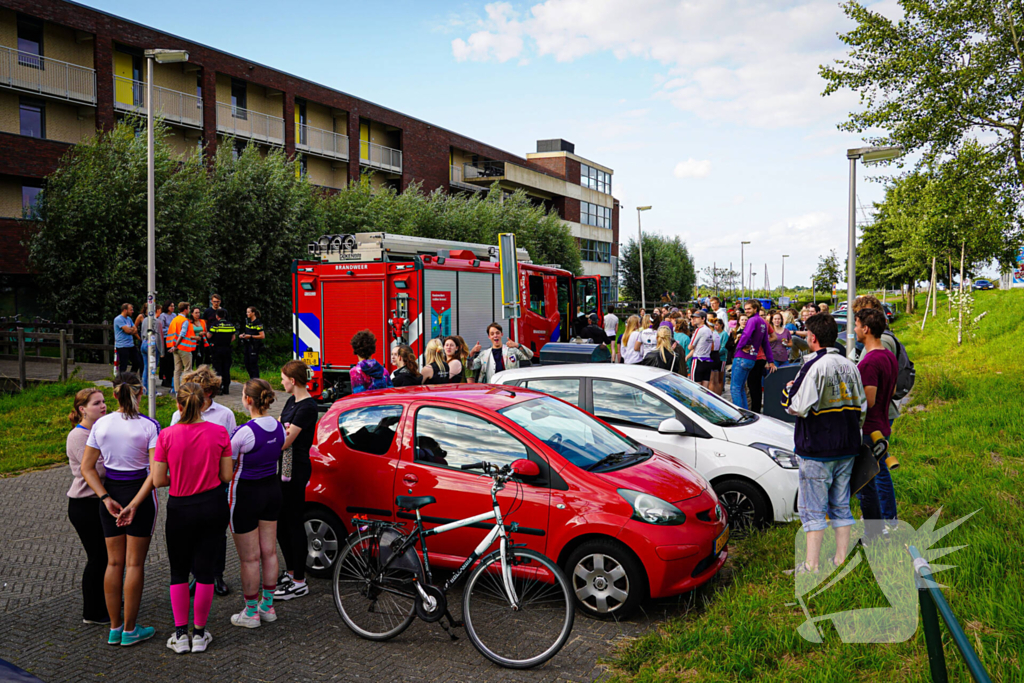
339, 405, 403, 456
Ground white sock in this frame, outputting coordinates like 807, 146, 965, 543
292, 578, 306, 586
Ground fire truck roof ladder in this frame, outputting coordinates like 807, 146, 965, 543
308, 231, 532, 264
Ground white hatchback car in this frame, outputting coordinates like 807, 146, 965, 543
492, 364, 799, 529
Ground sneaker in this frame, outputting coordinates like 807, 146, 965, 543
121, 625, 155, 647
166, 633, 191, 654
275, 572, 293, 590
107, 627, 123, 645
191, 631, 213, 653
258, 604, 277, 623
273, 581, 308, 601
83, 617, 111, 625
230, 609, 260, 629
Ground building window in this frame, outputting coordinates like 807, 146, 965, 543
19, 98, 45, 138
22, 183, 43, 219
17, 15, 44, 68
580, 201, 612, 229
296, 100, 307, 146
580, 238, 611, 263
581, 163, 611, 194
231, 79, 247, 119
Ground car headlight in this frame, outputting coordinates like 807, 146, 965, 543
750, 442, 799, 469
618, 489, 686, 525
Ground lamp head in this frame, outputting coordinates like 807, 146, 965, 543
145, 49, 190, 64
847, 145, 903, 163
637, 205, 652, 211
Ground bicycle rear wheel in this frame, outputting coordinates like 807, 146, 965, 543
463, 548, 575, 669
333, 532, 416, 641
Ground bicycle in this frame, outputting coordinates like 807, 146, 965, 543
332, 459, 575, 669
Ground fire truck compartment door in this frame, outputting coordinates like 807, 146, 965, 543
424, 270, 457, 342
456, 272, 498, 344
322, 279, 386, 367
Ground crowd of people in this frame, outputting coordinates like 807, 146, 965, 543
112, 295, 265, 398
65, 358, 317, 653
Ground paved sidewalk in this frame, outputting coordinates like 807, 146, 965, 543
0, 467, 710, 682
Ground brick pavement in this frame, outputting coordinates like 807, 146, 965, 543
0, 466, 712, 682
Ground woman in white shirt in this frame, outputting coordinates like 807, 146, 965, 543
620, 315, 643, 365
81, 372, 159, 647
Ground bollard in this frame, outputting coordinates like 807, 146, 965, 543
17, 327, 26, 390
60, 329, 68, 382
916, 564, 948, 683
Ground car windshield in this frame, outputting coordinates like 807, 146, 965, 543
500, 396, 646, 471
647, 373, 751, 426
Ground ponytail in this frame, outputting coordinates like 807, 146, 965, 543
113, 372, 142, 419
176, 382, 206, 424
243, 378, 275, 414
69, 387, 103, 425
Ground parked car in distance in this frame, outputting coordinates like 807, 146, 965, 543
492, 364, 799, 531
304, 384, 729, 619
972, 279, 995, 290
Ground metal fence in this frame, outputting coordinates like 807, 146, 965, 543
0, 45, 96, 105
215, 102, 285, 146
359, 140, 402, 174
112, 76, 203, 128
296, 124, 349, 161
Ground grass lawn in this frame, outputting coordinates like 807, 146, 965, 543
0, 382, 249, 476
609, 288, 1024, 682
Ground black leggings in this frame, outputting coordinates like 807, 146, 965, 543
277, 472, 309, 581
67, 497, 108, 622
747, 359, 767, 413
166, 488, 228, 584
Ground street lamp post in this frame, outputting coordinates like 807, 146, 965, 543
144, 49, 189, 417
782, 254, 789, 294
637, 206, 652, 309
741, 240, 751, 302
846, 145, 903, 359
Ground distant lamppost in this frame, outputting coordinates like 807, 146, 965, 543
782, 254, 789, 293
144, 48, 189, 416
741, 240, 751, 301
637, 206, 652, 309
846, 145, 903, 358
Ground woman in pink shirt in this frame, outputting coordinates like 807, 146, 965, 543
148, 382, 232, 654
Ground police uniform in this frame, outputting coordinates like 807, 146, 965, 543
242, 317, 264, 379
208, 317, 236, 394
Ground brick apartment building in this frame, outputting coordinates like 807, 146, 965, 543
0, 0, 619, 313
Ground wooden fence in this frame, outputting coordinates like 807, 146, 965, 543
0, 321, 116, 390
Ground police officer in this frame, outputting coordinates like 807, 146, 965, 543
208, 310, 236, 395
239, 307, 264, 379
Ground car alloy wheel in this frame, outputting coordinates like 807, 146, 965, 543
713, 478, 768, 536
572, 553, 629, 615
303, 508, 344, 578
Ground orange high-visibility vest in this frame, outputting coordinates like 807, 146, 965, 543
166, 314, 197, 352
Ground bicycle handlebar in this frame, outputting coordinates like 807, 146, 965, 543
460, 462, 487, 471
460, 461, 513, 480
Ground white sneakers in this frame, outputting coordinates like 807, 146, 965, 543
191, 631, 213, 653
231, 609, 261, 629
166, 633, 190, 654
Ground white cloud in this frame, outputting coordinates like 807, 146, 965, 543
673, 158, 712, 179
450, 0, 865, 128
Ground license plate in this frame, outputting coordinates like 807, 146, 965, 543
302, 351, 319, 367
715, 527, 730, 555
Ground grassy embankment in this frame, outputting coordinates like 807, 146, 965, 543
0, 383, 247, 475
609, 288, 1023, 682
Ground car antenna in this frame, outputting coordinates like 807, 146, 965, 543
486, 387, 516, 398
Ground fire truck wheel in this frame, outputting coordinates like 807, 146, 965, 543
304, 507, 347, 579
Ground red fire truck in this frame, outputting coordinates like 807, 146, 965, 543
292, 232, 602, 401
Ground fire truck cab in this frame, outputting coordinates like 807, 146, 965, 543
292, 232, 602, 402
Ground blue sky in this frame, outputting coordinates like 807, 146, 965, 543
80, 0, 914, 288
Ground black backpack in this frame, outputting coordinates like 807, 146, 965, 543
882, 330, 915, 400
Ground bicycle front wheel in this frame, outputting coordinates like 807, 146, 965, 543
463, 548, 575, 669
333, 532, 416, 641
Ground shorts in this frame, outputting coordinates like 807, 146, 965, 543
797, 456, 856, 532
99, 477, 157, 538
228, 475, 283, 534
690, 359, 714, 383
710, 350, 721, 365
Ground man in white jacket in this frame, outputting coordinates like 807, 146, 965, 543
472, 322, 534, 383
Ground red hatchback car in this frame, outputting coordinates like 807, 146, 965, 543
304, 384, 729, 619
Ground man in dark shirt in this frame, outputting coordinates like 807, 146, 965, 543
577, 313, 611, 345
854, 307, 898, 540
208, 310, 236, 395
202, 293, 227, 328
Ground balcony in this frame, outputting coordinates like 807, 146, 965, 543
450, 164, 485, 192
216, 102, 284, 146
463, 159, 568, 196
112, 77, 202, 129
359, 140, 402, 174
464, 160, 506, 180
0, 45, 96, 106
296, 124, 348, 161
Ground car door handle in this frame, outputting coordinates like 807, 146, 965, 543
402, 473, 419, 486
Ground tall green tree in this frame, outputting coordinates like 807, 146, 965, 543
821, 0, 1024, 188
812, 250, 842, 295
620, 233, 696, 303
29, 121, 214, 323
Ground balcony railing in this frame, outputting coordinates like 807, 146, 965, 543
450, 164, 486, 191
464, 160, 506, 180
0, 44, 96, 105
359, 140, 402, 174
216, 102, 284, 146
112, 76, 202, 129
296, 124, 349, 161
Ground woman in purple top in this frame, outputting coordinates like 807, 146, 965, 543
730, 300, 776, 410
228, 379, 285, 628
769, 311, 793, 366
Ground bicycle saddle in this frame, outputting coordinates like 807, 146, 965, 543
395, 495, 436, 511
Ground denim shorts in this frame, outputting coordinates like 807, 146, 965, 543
797, 456, 856, 532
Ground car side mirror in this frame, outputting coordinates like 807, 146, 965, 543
511, 458, 541, 478
658, 418, 688, 435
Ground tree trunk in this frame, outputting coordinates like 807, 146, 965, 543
957, 241, 965, 346
930, 256, 937, 317
921, 266, 933, 331
947, 256, 953, 314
